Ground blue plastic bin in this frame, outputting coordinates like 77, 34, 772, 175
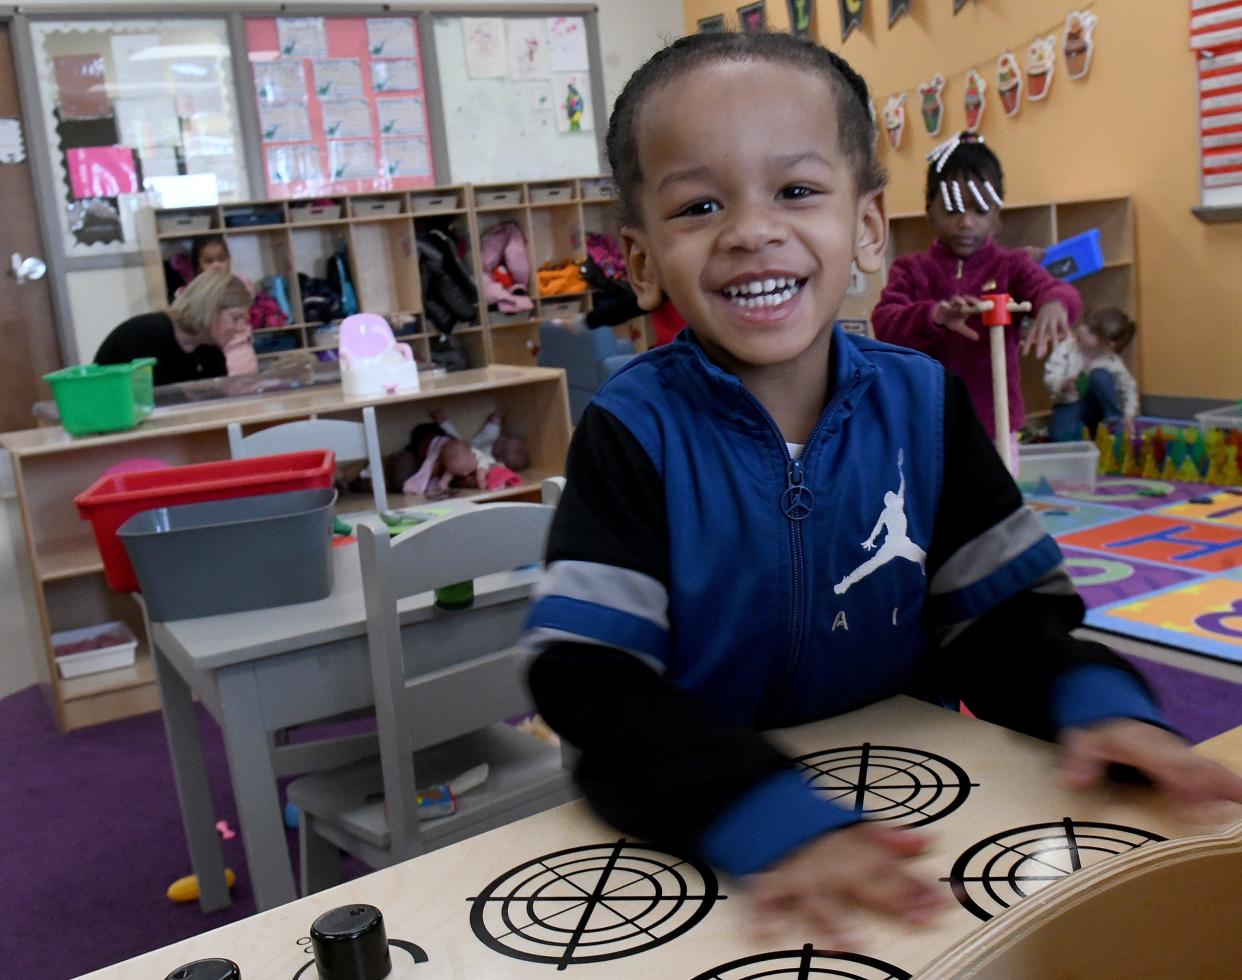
1041, 228, 1104, 283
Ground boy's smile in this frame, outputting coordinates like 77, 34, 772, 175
621, 61, 885, 381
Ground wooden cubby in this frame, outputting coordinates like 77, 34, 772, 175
840, 196, 1138, 421
2, 366, 571, 733
146, 177, 641, 372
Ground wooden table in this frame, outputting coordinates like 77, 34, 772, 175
149, 511, 541, 914
79, 696, 1242, 979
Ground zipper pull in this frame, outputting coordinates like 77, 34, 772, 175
781, 457, 814, 520
956, 258, 964, 279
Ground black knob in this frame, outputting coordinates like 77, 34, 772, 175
164, 959, 241, 980
310, 904, 392, 980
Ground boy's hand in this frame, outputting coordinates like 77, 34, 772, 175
931, 296, 981, 341
1060, 719, 1242, 813
1023, 300, 1070, 358
747, 823, 945, 945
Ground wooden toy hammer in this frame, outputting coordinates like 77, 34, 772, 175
969, 293, 1032, 469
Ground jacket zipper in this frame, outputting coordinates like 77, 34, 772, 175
956, 258, 963, 280
741, 370, 860, 720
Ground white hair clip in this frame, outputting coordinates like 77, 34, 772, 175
951, 180, 965, 213
940, 180, 955, 213
967, 179, 988, 212
928, 133, 962, 173
983, 179, 1004, 207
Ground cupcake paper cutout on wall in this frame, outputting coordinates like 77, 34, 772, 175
1025, 35, 1056, 101
883, 92, 908, 150
918, 74, 946, 137
1063, 10, 1098, 80
963, 68, 986, 132
996, 52, 1022, 117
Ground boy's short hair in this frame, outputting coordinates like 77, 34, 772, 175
606, 31, 886, 226
1084, 306, 1136, 353
924, 132, 1004, 206
169, 270, 251, 342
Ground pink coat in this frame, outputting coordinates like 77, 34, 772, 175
872, 239, 1081, 438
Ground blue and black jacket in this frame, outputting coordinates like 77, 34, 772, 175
525, 326, 1164, 877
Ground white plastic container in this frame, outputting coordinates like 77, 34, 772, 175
53, 621, 138, 679
156, 213, 213, 235
530, 183, 574, 204
1196, 404, 1242, 434
476, 187, 523, 208
1018, 441, 1100, 492
352, 196, 403, 218
290, 201, 343, 223
411, 190, 460, 213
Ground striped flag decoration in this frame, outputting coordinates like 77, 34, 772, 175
1193, 0, 1242, 190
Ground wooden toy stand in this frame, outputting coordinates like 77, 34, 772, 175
972, 293, 1031, 469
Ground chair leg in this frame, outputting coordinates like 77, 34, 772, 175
300, 816, 342, 896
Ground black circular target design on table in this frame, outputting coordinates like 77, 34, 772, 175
468, 838, 722, 970
794, 743, 976, 828
690, 944, 911, 980
944, 818, 1166, 921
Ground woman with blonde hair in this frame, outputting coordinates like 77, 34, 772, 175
95, 270, 256, 385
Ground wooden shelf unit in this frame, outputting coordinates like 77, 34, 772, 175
2, 366, 571, 732
839, 196, 1138, 420
145, 177, 643, 371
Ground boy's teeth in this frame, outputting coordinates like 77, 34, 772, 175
725, 278, 802, 308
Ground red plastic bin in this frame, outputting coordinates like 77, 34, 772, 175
75, 450, 336, 592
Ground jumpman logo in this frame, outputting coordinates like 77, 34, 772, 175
834, 449, 927, 595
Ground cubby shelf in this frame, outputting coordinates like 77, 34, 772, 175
146, 177, 633, 371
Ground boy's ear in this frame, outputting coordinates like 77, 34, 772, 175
853, 190, 888, 275
621, 226, 666, 312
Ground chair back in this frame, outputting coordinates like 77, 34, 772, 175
355, 502, 554, 858
228, 406, 387, 513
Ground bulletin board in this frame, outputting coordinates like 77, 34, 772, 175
1191, 0, 1242, 209
27, 18, 249, 257
431, 15, 602, 184
245, 16, 435, 198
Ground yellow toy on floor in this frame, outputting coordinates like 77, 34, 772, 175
167, 868, 236, 904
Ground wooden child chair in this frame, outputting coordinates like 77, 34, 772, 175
285, 503, 576, 893
227, 405, 387, 514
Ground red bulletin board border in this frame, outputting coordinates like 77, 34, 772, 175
246, 16, 435, 198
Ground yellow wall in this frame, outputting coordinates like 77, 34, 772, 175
681, 0, 1241, 401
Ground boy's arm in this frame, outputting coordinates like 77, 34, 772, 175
526, 404, 860, 873
924, 372, 1164, 740
871, 259, 945, 353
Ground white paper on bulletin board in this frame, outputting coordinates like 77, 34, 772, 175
433, 16, 600, 183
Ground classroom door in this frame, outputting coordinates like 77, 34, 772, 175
0, 22, 62, 433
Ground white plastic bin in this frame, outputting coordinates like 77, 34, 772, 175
1018, 441, 1100, 492
411, 190, 460, 213
290, 202, 343, 223
476, 187, 524, 208
1196, 404, 1242, 434
530, 183, 574, 204
53, 621, 138, 679
156, 213, 213, 235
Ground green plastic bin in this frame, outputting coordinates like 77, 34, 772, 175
43, 358, 156, 436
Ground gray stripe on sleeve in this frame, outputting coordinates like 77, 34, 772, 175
930, 506, 1051, 597
535, 560, 670, 630
520, 627, 667, 674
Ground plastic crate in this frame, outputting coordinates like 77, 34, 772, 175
1196, 403, 1242, 434
76, 450, 335, 592
476, 187, 523, 208
411, 190, 460, 213
530, 183, 574, 204
351, 196, 402, 217
156, 213, 213, 235
43, 359, 156, 436
118, 489, 336, 620
1018, 441, 1100, 493
52, 621, 138, 679
290, 201, 343, 223
1041, 228, 1104, 283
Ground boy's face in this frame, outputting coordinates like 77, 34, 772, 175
927, 187, 1000, 258
621, 60, 885, 373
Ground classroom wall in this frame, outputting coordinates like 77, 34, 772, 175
16, 0, 682, 364
680, 0, 1242, 403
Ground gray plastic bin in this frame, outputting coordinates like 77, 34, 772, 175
117, 488, 337, 621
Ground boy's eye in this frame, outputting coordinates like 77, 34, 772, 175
780, 185, 818, 200
674, 199, 720, 218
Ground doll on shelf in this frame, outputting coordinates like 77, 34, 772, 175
388, 409, 529, 498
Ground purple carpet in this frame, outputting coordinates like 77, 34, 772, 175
3, 654, 1241, 979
